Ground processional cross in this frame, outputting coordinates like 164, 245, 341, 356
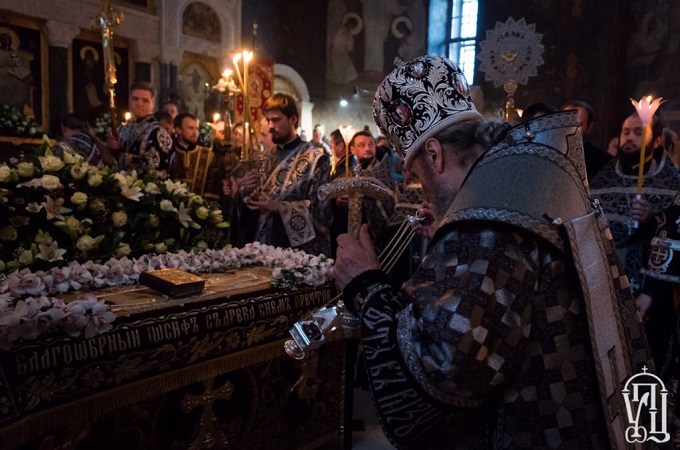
92, 0, 124, 147
284, 167, 402, 360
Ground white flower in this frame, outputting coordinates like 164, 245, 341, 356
144, 182, 160, 194
50, 266, 73, 293
40, 175, 62, 191
42, 196, 72, 220
15, 162, 34, 178
7, 271, 47, 296
0, 165, 13, 182
83, 296, 116, 338
195, 206, 209, 220
71, 192, 88, 206
76, 234, 105, 252
38, 154, 64, 172
87, 172, 103, 187
111, 211, 128, 227
63, 151, 84, 165
89, 198, 106, 212
115, 243, 131, 257
70, 164, 88, 180
63, 216, 83, 234
0, 225, 17, 241
176, 202, 193, 228
120, 184, 143, 201
25, 202, 43, 213
35, 230, 53, 246
163, 179, 187, 196
36, 240, 67, 262
160, 199, 174, 211
18, 249, 34, 265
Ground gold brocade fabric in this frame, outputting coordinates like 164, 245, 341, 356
0, 267, 338, 449
170, 144, 214, 196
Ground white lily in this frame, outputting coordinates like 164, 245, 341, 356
36, 240, 67, 262
41, 196, 72, 221
176, 202, 193, 228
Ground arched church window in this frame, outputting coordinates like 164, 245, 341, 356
428, 0, 479, 83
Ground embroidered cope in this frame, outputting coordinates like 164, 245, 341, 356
256, 138, 331, 256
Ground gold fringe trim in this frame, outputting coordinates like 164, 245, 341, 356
0, 339, 289, 449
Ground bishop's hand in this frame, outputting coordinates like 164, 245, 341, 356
334, 224, 381, 291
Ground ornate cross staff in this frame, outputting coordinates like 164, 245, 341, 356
318, 165, 392, 239
92, 0, 124, 145
284, 169, 395, 359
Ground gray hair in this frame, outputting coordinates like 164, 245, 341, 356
433, 119, 511, 166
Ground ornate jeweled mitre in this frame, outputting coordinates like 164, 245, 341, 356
372, 55, 483, 168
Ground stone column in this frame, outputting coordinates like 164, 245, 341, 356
159, 63, 179, 104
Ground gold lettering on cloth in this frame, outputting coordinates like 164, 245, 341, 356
16, 329, 142, 375
224, 305, 256, 326
258, 298, 292, 317
292, 289, 332, 309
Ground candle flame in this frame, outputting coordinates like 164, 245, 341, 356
630, 95, 666, 126
124, 112, 131, 121
243, 51, 253, 63
222, 69, 232, 78
213, 113, 221, 122
233, 53, 242, 63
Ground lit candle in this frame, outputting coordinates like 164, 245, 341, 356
630, 95, 665, 195
232, 53, 244, 92
124, 111, 131, 123
213, 112, 220, 122
244, 121, 250, 160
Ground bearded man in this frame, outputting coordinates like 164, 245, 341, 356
237, 93, 331, 256
590, 112, 680, 295
332, 55, 650, 449
169, 112, 213, 196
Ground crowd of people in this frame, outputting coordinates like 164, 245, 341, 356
50, 54, 680, 448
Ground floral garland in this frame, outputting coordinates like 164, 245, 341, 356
0, 242, 333, 349
0, 104, 42, 138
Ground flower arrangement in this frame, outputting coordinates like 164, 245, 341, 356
0, 242, 334, 348
198, 120, 213, 147
0, 104, 42, 138
0, 137, 229, 275
0, 138, 335, 348
89, 112, 112, 142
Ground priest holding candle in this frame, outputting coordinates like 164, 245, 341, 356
590, 95, 680, 297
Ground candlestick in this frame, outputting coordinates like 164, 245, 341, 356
631, 95, 665, 195
232, 53, 245, 93
244, 122, 250, 160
